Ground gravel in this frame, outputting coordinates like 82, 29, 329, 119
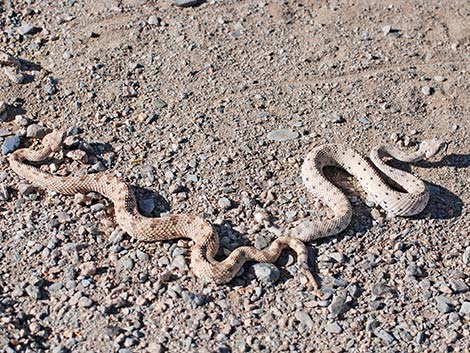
0, 1, 469, 352
2, 134, 21, 155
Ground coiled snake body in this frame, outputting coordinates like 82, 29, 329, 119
8, 130, 445, 286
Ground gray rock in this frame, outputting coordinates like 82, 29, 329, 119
25, 285, 41, 300
416, 331, 426, 344
17, 23, 36, 35
325, 322, 342, 334
322, 113, 344, 123
328, 252, 345, 263
421, 86, 433, 96
372, 282, 394, 296
90, 203, 106, 212
147, 15, 161, 25
120, 257, 134, 271
295, 310, 314, 329
78, 296, 93, 308
267, 129, 299, 142
375, 329, 396, 343
2, 134, 21, 155
436, 296, 454, 313
26, 124, 50, 138
171, 255, 188, 272
3, 68, 25, 84
172, 0, 201, 7
459, 301, 470, 315
382, 25, 392, 34
217, 197, 232, 210
18, 183, 36, 196
406, 263, 424, 277
328, 295, 349, 317
154, 98, 168, 109
449, 279, 469, 293
253, 263, 280, 285
254, 234, 269, 250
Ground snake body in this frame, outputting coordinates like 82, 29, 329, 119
8, 129, 445, 285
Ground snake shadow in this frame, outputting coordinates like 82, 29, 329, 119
386, 153, 467, 220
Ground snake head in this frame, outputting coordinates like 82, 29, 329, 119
420, 139, 447, 159
42, 129, 67, 153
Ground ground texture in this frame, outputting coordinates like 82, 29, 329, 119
0, 0, 469, 352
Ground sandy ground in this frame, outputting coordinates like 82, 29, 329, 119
0, 1, 469, 352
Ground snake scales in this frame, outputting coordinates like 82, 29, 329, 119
8, 129, 445, 286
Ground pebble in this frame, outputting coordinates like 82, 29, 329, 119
253, 263, 280, 285
217, 197, 232, 210
435, 296, 454, 313
371, 282, 394, 296
1, 134, 20, 155
382, 25, 392, 34
78, 296, 93, 308
325, 322, 342, 334
154, 98, 168, 109
26, 124, 50, 138
172, 0, 201, 7
254, 234, 269, 250
375, 329, 395, 343
406, 263, 424, 277
79, 261, 97, 276
459, 301, 470, 315
171, 255, 188, 272
266, 129, 299, 142
3, 68, 24, 83
25, 285, 41, 300
147, 15, 161, 26
17, 23, 36, 35
449, 279, 469, 293
120, 257, 134, 271
294, 310, 314, 329
421, 86, 433, 96
323, 113, 344, 123
328, 295, 349, 317
18, 183, 36, 196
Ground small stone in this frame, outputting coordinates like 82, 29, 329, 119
421, 86, 433, 96
253, 263, 280, 285
1, 134, 20, 155
147, 15, 161, 25
218, 197, 232, 210
294, 310, 314, 329
328, 252, 345, 263
26, 124, 50, 138
154, 98, 167, 109
382, 25, 392, 34
171, 255, 188, 272
25, 285, 41, 300
120, 257, 134, 271
254, 234, 269, 250
446, 329, 459, 343
79, 261, 97, 276
90, 203, 106, 212
0, 101, 7, 121
267, 129, 299, 142
147, 342, 164, 353
66, 150, 88, 163
15, 115, 30, 126
325, 322, 342, 334
375, 329, 396, 343
323, 113, 344, 123
372, 282, 394, 296
18, 183, 36, 196
328, 295, 349, 317
171, 0, 201, 7
406, 263, 425, 277
459, 301, 470, 315
3, 68, 25, 84
78, 296, 93, 308
17, 23, 36, 35
449, 279, 469, 293
436, 295, 454, 313
416, 331, 426, 344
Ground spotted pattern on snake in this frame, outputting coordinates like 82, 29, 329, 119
8, 129, 445, 287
